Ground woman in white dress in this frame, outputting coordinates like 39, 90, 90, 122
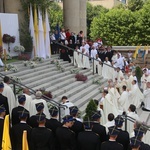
73, 46, 83, 68
82, 48, 90, 69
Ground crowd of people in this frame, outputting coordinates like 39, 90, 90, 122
0, 71, 150, 150
0, 28, 150, 149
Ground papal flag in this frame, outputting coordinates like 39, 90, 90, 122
44, 9, 51, 58
29, 3, 36, 58
133, 45, 141, 59
34, 4, 39, 56
0, 20, 3, 47
22, 130, 29, 150
2, 115, 12, 150
38, 7, 46, 58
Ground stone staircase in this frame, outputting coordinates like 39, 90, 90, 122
0, 54, 107, 116
0, 54, 149, 125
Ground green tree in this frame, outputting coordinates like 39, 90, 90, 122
83, 99, 97, 121
135, 1, 150, 45
128, 0, 144, 11
90, 8, 138, 45
48, 2, 63, 31
87, 2, 108, 38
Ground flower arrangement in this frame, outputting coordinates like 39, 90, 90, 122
70, 68, 80, 74
75, 73, 87, 82
33, 57, 44, 63
2, 54, 12, 60
23, 61, 36, 68
0, 46, 3, 58
2, 34, 15, 43
6, 64, 18, 72
93, 79, 101, 85
14, 45, 25, 52
10, 75, 22, 83
50, 59, 56, 64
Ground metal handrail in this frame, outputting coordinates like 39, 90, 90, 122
121, 114, 150, 132
0, 72, 67, 121
52, 41, 115, 75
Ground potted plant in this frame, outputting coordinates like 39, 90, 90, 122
83, 99, 97, 121
2, 34, 15, 52
14, 45, 25, 55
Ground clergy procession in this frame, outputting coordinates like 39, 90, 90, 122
1, 38, 150, 150
0, 29, 150, 150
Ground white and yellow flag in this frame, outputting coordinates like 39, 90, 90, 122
2, 115, 12, 150
22, 130, 29, 150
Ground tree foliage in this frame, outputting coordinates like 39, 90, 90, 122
87, 2, 108, 38
83, 99, 97, 121
90, 0, 150, 46
128, 0, 144, 11
48, 2, 63, 31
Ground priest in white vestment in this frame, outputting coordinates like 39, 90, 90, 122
23, 88, 33, 111
102, 90, 120, 123
118, 85, 130, 112
141, 72, 149, 91
94, 54, 102, 75
116, 76, 127, 94
60, 96, 74, 118
127, 104, 139, 135
74, 46, 83, 68
29, 91, 50, 119
2, 76, 16, 114
116, 53, 124, 70
116, 67, 124, 83
108, 85, 120, 112
128, 80, 144, 108
102, 57, 112, 79
126, 72, 134, 90
104, 113, 115, 133
143, 82, 150, 111
82, 48, 90, 69
90, 46, 97, 60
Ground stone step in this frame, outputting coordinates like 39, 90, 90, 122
53, 75, 103, 99
33, 70, 90, 92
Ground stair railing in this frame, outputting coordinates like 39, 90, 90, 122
53, 41, 115, 75
0, 72, 67, 121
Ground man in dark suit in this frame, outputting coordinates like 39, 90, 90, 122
56, 115, 77, 150
101, 126, 123, 150
46, 106, 62, 134
28, 102, 45, 128
69, 106, 84, 138
46, 106, 62, 150
0, 82, 9, 115
77, 120, 100, 150
92, 110, 107, 143
128, 127, 150, 150
11, 95, 29, 126
0, 105, 6, 150
115, 115, 130, 150
11, 108, 32, 150
130, 137, 142, 150
31, 113, 54, 150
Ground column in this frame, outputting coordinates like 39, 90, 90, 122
79, 0, 87, 38
63, 0, 85, 36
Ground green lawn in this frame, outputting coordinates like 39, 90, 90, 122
2, 57, 21, 64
